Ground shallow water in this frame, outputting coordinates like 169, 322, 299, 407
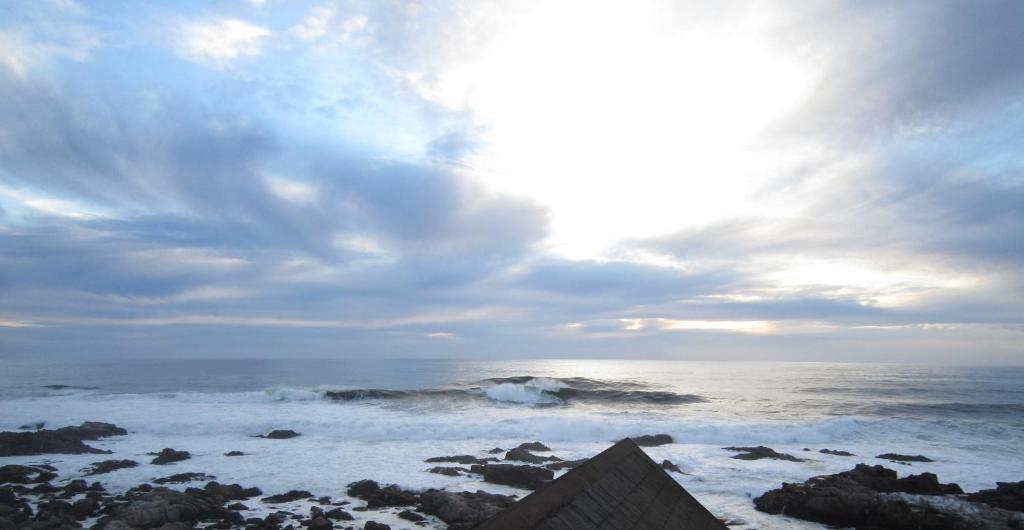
1, 359, 1022, 528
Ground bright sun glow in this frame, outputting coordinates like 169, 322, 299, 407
420, 1, 815, 258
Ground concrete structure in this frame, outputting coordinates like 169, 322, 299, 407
476, 438, 727, 529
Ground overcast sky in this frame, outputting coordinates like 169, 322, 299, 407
1, 0, 1022, 362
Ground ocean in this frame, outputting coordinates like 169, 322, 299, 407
2, 359, 1023, 528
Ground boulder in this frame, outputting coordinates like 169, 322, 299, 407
877, 453, 933, 463
398, 509, 425, 522
428, 466, 468, 476
0, 464, 57, 484
660, 460, 682, 473
84, 459, 138, 476
258, 429, 301, 439
150, 448, 191, 465
724, 446, 804, 462
223, 451, 244, 457
469, 464, 553, 490
364, 521, 390, 530
346, 480, 417, 507
515, 442, 551, 452
0, 421, 127, 456
419, 490, 516, 529
153, 473, 215, 484
504, 447, 560, 464
262, 490, 313, 503
627, 434, 673, 447
753, 465, 1010, 529
545, 459, 587, 471
820, 448, 855, 456
967, 481, 1024, 512
324, 507, 353, 520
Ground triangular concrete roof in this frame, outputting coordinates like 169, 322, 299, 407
475, 438, 728, 529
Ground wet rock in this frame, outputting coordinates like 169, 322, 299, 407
202, 481, 262, 501
425, 455, 497, 465
0, 464, 57, 484
262, 490, 313, 503
753, 465, 1005, 529
150, 448, 191, 465
398, 509, 425, 522
17, 421, 44, 430
84, 459, 139, 476
545, 459, 587, 471
258, 429, 301, 439
820, 448, 855, 456
877, 453, 934, 463
724, 446, 804, 462
660, 460, 682, 473
72, 497, 99, 518
967, 481, 1024, 512
308, 515, 333, 529
627, 434, 673, 447
486, 448, 505, 454
419, 489, 516, 529
153, 472, 216, 484
364, 522, 390, 530
515, 442, 551, 452
504, 447, 561, 464
345, 480, 417, 507
226, 502, 248, 511
0, 421, 127, 456
469, 464, 553, 490
106, 487, 228, 528
324, 507, 353, 520
223, 451, 244, 457
428, 466, 468, 477
836, 465, 962, 495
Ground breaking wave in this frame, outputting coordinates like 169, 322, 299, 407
321, 376, 704, 407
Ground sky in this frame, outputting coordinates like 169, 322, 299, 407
0, 0, 1022, 362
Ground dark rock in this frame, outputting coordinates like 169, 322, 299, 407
345, 480, 417, 507
317, 496, 331, 505
71, 497, 98, 518
224, 451, 245, 456
17, 422, 44, 430
150, 448, 191, 465
469, 464, 553, 490
262, 490, 313, 503
153, 472, 216, 484
55, 421, 127, 440
420, 489, 516, 529
515, 442, 551, 452
0, 464, 57, 484
203, 481, 262, 500
398, 509, 425, 522
428, 466, 468, 477
425, 455, 497, 465
227, 502, 249, 510
545, 459, 587, 471
324, 507, 353, 520
967, 481, 1024, 512
660, 459, 682, 473
308, 515, 333, 529
627, 434, 673, 447
504, 447, 560, 464
753, 466, 1003, 529
258, 429, 301, 439
820, 448, 855, 456
84, 459, 138, 476
106, 486, 229, 528
486, 448, 505, 454
724, 446, 804, 462
877, 453, 934, 463
0, 421, 127, 456
364, 522, 390, 530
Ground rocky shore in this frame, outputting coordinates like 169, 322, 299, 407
3, 424, 1023, 529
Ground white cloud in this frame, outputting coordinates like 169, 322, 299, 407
179, 19, 270, 66
266, 175, 317, 203
338, 15, 369, 43
290, 6, 335, 41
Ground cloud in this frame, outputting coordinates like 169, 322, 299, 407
290, 6, 334, 41
178, 18, 271, 66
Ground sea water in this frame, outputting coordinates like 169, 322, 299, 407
1, 359, 1022, 528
